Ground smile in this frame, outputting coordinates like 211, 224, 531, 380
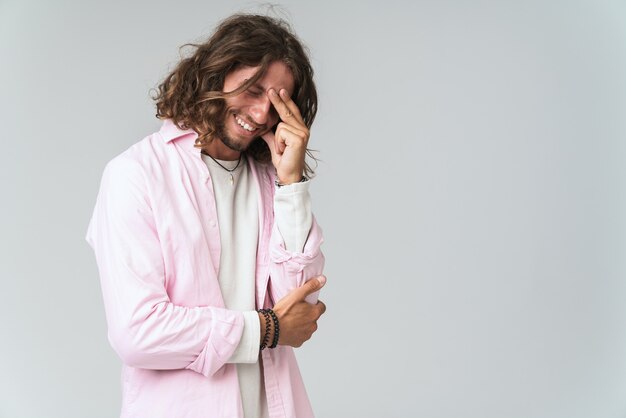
235, 115, 258, 132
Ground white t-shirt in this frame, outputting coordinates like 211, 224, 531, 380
202, 153, 312, 418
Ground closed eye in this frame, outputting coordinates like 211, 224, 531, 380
246, 89, 263, 97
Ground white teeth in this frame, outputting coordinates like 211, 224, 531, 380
235, 116, 255, 132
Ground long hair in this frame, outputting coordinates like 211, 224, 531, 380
153, 13, 318, 175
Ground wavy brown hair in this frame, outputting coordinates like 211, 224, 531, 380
153, 13, 318, 175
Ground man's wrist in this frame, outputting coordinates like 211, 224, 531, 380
258, 310, 275, 349
275, 175, 308, 188
258, 311, 268, 347
258, 309, 279, 350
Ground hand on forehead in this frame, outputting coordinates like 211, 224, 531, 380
267, 88, 303, 123
231, 61, 295, 97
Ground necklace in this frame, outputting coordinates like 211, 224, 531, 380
203, 151, 243, 185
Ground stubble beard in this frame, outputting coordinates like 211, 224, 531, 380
214, 111, 259, 153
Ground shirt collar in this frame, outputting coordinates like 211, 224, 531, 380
159, 119, 198, 143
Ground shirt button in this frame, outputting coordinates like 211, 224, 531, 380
210, 220, 216, 228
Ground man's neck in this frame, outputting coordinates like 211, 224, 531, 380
201, 139, 241, 161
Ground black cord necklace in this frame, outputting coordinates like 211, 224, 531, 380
203, 151, 243, 185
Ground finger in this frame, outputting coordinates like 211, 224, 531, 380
278, 88, 304, 122
260, 130, 278, 155
261, 129, 274, 148
275, 123, 308, 150
269, 127, 285, 156
268, 88, 305, 127
260, 130, 281, 165
294, 275, 326, 300
276, 122, 307, 141
316, 300, 326, 316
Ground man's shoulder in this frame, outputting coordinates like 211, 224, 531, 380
102, 129, 170, 183
112, 130, 165, 163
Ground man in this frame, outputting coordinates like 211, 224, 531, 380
86, 14, 326, 418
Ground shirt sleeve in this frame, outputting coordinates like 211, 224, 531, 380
86, 156, 244, 378
227, 311, 260, 363
273, 180, 313, 253
266, 172, 325, 306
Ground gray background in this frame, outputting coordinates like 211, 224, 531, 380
1, 0, 625, 417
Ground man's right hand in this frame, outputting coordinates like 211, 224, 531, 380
259, 275, 327, 348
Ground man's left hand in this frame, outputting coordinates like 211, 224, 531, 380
261, 88, 309, 185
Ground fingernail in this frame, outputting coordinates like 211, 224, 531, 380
317, 275, 326, 286
269, 89, 277, 96
280, 89, 287, 97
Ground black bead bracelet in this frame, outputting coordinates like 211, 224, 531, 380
259, 309, 271, 351
258, 308, 280, 350
267, 309, 280, 349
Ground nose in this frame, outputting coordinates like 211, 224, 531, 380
248, 96, 272, 126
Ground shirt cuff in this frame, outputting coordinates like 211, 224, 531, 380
274, 179, 313, 253
227, 310, 260, 364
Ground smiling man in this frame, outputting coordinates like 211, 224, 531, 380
86, 14, 326, 418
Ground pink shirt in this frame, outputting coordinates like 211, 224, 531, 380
86, 119, 325, 418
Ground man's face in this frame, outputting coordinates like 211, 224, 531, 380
217, 60, 295, 152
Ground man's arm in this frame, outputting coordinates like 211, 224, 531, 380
259, 276, 326, 348
231, 174, 324, 359
87, 155, 326, 374
261, 87, 326, 305
87, 156, 245, 377
274, 179, 312, 253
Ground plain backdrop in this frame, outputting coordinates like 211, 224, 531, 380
1, 1, 625, 417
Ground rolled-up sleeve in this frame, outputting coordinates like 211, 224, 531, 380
273, 180, 313, 253
268, 179, 325, 305
86, 156, 244, 377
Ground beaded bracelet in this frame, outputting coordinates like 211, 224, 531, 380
259, 309, 271, 351
258, 309, 280, 349
267, 309, 280, 349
